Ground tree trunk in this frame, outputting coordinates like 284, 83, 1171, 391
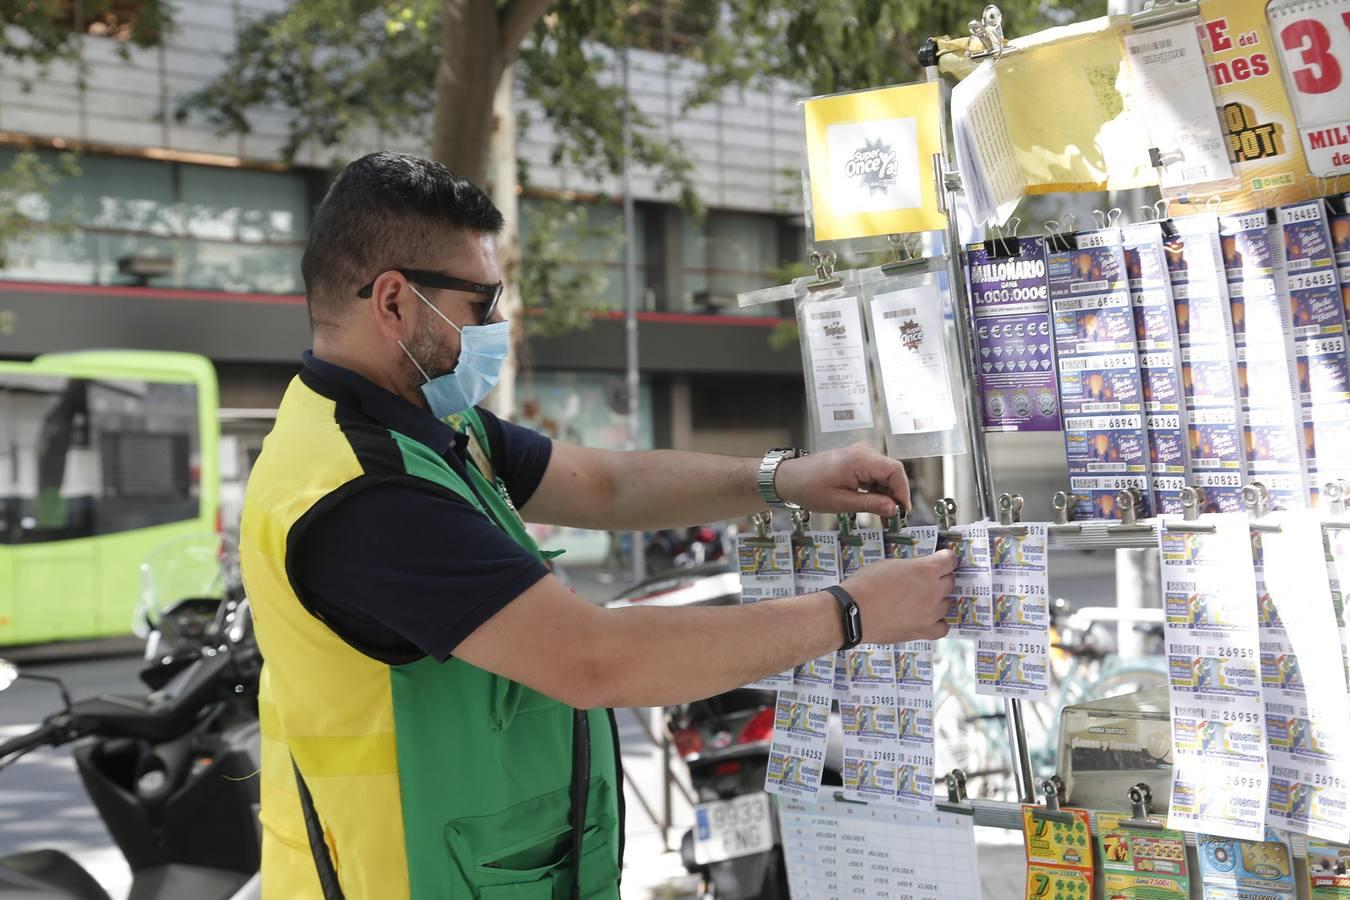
430, 0, 503, 185
483, 62, 522, 419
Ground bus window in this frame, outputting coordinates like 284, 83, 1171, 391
0, 376, 199, 544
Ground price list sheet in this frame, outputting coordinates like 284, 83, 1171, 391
778, 795, 983, 900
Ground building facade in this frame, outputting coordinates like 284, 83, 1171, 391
0, 0, 813, 545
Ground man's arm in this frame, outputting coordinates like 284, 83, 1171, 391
520, 441, 912, 532
453, 549, 956, 709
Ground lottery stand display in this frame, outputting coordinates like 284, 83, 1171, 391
733, 2, 1350, 896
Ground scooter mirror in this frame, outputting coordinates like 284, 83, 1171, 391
0, 660, 16, 692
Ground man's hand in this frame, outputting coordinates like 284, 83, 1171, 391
774, 443, 911, 518
841, 549, 957, 643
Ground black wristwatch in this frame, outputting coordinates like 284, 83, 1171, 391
825, 585, 863, 651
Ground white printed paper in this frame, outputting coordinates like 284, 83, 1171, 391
792, 532, 840, 689
764, 688, 831, 800
869, 284, 958, 434
978, 523, 1051, 700
1123, 23, 1234, 189
887, 525, 940, 810
940, 523, 993, 639
1160, 515, 1269, 840
736, 532, 796, 690
801, 294, 875, 433
1258, 514, 1350, 842
951, 60, 1024, 227
778, 796, 983, 899
1269, 0, 1350, 177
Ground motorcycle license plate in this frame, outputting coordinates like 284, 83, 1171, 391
692, 792, 775, 865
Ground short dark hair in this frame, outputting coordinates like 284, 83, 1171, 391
301, 152, 504, 329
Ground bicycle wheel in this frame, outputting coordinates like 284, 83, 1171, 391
1092, 666, 1168, 701
934, 679, 1008, 797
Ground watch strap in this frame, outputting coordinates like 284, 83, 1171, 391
757, 448, 806, 509
824, 585, 863, 651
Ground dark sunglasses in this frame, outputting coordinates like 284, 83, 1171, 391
357, 268, 504, 326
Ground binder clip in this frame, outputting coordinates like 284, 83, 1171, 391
1050, 490, 1083, 535
983, 217, 1022, 260
1029, 776, 1075, 823
881, 234, 927, 274
1243, 482, 1281, 534
1119, 783, 1165, 831
1166, 486, 1215, 533
790, 508, 815, 548
968, 4, 1010, 63
988, 493, 1027, 537
743, 511, 778, 548
1322, 480, 1350, 518
935, 769, 974, 815
1091, 208, 1123, 232
884, 504, 918, 547
1045, 216, 1080, 253
1106, 488, 1152, 535
934, 497, 963, 542
805, 250, 843, 292
837, 513, 865, 547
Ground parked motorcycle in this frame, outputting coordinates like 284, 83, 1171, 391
0, 539, 261, 899
608, 563, 842, 900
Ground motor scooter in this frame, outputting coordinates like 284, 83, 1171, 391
608, 563, 842, 900
0, 536, 261, 899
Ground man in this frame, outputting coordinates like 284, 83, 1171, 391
241, 151, 956, 900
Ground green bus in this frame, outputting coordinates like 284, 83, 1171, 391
0, 351, 220, 646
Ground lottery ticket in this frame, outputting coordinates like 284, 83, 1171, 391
939, 522, 992, 638
978, 522, 1050, 700
791, 531, 839, 690
886, 524, 939, 810
1307, 840, 1350, 898
1097, 811, 1190, 900
1279, 200, 1350, 502
1196, 829, 1296, 900
736, 531, 795, 690
1256, 514, 1350, 842
1165, 216, 1246, 513
1023, 806, 1095, 900
1221, 210, 1310, 510
1124, 222, 1190, 515
764, 687, 830, 800
967, 236, 1061, 432
1050, 229, 1153, 519
841, 526, 889, 699
1332, 194, 1349, 330
1159, 514, 1269, 840
840, 688, 901, 806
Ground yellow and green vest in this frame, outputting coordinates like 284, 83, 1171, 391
241, 370, 622, 899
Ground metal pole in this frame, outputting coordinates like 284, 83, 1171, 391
621, 43, 646, 586
925, 62, 1036, 804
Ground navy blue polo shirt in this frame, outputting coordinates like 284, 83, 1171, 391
290, 352, 553, 665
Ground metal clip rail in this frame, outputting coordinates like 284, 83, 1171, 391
1106, 488, 1153, 535
934, 768, 975, 815
1163, 486, 1216, 534
988, 493, 1027, 536
1117, 783, 1166, 831
1028, 776, 1075, 823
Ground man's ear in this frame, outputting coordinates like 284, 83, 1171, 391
368, 271, 412, 341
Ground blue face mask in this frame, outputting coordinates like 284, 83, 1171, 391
399, 284, 511, 419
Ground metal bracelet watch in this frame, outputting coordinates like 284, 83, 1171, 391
756, 448, 808, 509
824, 585, 863, 651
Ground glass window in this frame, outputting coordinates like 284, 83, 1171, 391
0, 372, 199, 544
519, 198, 648, 311
682, 211, 793, 316
0, 149, 307, 294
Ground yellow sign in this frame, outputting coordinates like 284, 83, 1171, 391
803, 82, 946, 241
